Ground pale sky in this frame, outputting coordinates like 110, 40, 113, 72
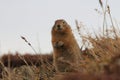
0, 0, 120, 55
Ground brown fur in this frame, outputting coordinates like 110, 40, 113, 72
51, 19, 82, 72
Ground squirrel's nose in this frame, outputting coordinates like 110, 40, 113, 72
57, 25, 61, 28
56, 24, 62, 30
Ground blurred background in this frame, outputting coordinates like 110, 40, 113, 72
0, 0, 120, 55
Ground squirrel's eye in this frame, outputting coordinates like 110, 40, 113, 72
63, 21, 65, 24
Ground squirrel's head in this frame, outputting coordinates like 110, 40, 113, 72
52, 19, 71, 33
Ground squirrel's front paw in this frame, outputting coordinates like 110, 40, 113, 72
53, 41, 64, 48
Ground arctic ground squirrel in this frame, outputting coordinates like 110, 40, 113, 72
51, 19, 82, 72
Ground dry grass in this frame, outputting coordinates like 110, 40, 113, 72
0, 53, 54, 80
0, 29, 120, 80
